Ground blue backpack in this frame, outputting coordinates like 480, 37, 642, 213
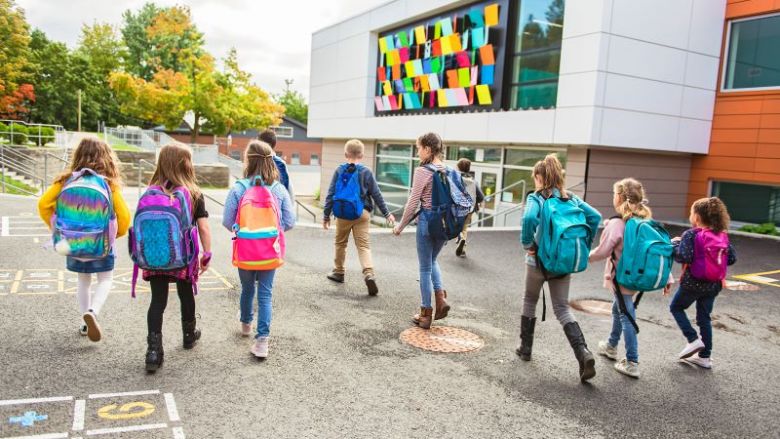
332, 164, 364, 220
424, 165, 473, 241
273, 156, 290, 192
615, 218, 673, 292
535, 193, 595, 277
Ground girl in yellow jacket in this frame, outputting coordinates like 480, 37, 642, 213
38, 137, 130, 342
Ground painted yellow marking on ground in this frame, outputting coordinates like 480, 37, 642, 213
97, 401, 156, 420
733, 269, 780, 288
11, 270, 22, 293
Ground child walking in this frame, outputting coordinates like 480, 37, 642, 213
455, 158, 484, 258
393, 133, 460, 329
517, 154, 602, 382
323, 139, 395, 295
137, 144, 212, 372
589, 178, 672, 378
38, 137, 130, 342
223, 140, 295, 359
670, 197, 736, 369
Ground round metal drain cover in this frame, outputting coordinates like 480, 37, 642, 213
724, 280, 761, 292
400, 326, 484, 353
570, 299, 612, 316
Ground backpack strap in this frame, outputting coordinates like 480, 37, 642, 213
131, 264, 139, 299
611, 250, 641, 333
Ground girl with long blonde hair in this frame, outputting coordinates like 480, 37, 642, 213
519, 153, 602, 382
589, 178, 672, 378
140, 143, 212, 372
222, 140, 295, 359
38, 137, 130, 342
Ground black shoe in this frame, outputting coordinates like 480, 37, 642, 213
455, 239, 466, 257
364, 274, 379, 296
182, 319, 201, 349
327, 272, 345, 283
563, 322, 596, 382
515, 316, 536, 361
145, 333, 163, 373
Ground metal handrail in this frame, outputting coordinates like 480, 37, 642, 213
469, 181, 588, 228
136, 159, 156, 197
295, 199, 317, 223
484, 179, 526, 203
43, 151, 69, 184
0, 177, 38, 196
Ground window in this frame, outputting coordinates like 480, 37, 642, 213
271, 125, 294, 138
504, 149, 565, 167
446, 146, 501, 163
311, 154, 320, 166
229, 151, 241, 160
509, 0, 565, 109
712, 181, 780, 226
291, 153, 300, 165
376, 143, 416, 215
501, 147, 566, 203
723, 13, 780, 91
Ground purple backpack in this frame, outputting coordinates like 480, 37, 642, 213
129, 185, 200, 297
690, 229, 729, 282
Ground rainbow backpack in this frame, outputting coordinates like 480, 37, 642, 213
52, 168, 116, 260
232, 177, 285, 270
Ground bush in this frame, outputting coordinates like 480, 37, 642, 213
9, 123, 28, 145
0, 122, 7, 142
739, 222, 779, 236
39, 126, 55, 145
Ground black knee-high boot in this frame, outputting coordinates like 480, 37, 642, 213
563, 322, 596, 382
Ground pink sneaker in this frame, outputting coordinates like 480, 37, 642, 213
241, 323, 252, 337
250, 337, 269, 359
683, 353, 712, 369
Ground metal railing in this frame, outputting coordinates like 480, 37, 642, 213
0, 145, 45, 194
136, 159, 156, 198
295, 199, 317, 223
0, 119, 65, 147
43, 152, 69, 185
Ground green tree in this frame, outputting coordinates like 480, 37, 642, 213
120, 2, 161, 80
275, 79, 308, 125
0, 0, 34, 119
78, 22, 125, 76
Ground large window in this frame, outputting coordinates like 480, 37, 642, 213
446, 146, 501, 163
723, 13, 780, 90
501, 148, 566, 203
376, 143, 416, 215
509, 0, 564, 109
712, 181, 780, 226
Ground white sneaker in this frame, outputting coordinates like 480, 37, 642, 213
683, 353, 712, 369
82, 311, 102, 342
79, 324, 88, 336
598, 340, 618, 360
614, 358, 640, 378
678, 338, 705, 359
241, 323, 252, 337
250, 337, 269, 359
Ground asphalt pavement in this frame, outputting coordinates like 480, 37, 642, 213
1, 193, 779, 439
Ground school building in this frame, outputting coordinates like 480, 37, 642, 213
308, 0, 778, 227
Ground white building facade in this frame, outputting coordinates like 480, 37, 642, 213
309, 0, 727, 224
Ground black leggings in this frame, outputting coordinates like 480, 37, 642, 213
147, 277, 196, 333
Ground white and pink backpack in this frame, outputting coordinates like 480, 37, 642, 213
690, 228, 730, 282
231, 178, 285, 270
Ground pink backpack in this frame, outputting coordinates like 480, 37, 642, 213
690, 229, 729, 282
231, 178, 285, 270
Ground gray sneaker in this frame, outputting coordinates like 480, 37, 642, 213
598, 340, 618, 360
614, 358, 640, 378
250, 337, 269, 359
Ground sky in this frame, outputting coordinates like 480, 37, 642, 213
16, 0, 388, 99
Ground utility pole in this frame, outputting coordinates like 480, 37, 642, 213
77, 90, 82, 132
284, 79, 293, 92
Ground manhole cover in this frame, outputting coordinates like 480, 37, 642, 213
724, 280, 761, 292
400, 326, 484, 353
570, 299, 612, 316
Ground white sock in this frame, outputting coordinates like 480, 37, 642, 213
77, 273, 92, 314
89, 271, 113, 316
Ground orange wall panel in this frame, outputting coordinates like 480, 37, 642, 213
754, 158, 780, 174
709, 142, 757, 157
713, 114, 761, 128
710, 128, 759, 143
760, 114, 780, 128
756, 144, 780, 158
758, 129, 780, 143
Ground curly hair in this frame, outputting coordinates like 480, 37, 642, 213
692, 197, 730, 233
613, 178, 652, 220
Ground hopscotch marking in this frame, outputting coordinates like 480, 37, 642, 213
0, 396, 73, 407
85, 423, 168, 436
71, 400, 85, 431
163, 394, 179, 422
1, 216, 9, 237
172, 426, 186, 439
88, 390, 159, 399
4, 433, 68, 439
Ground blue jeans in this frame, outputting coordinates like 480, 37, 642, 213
608, 295, 638, 363
416, 212, 447, 308
669, 286, 717, 358
238, 269, 276, 338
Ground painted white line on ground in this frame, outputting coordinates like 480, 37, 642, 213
72, 399, 86, 431
88, 389, 159, 399
0, 395, 73, 406
85, 423, 168, 436
164, 393, 180, 422
1, 216, 9, 237
172, 427, 186, 439
3, 433, 69, 439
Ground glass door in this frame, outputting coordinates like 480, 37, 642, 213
473, 168, 498, 227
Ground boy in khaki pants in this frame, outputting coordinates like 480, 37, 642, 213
323, 139, 395, 295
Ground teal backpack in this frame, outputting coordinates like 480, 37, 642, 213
535, 194, 595, 277
612, 217, 674, 332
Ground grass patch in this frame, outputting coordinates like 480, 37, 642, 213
83, 132, 142, 151
2, 174, 38, 195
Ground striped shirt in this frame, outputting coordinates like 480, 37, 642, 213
398, 164, 445, 231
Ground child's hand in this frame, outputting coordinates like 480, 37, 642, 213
671, 236, 682, 243
387, 214, 396, 226
663, 283, 672, 296
323, 220, 330, 230
392, 225, 401, 236
199, 252, 212, 275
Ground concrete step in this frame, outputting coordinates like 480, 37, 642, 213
1, 168, 39, 189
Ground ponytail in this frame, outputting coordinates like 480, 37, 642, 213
613, 178, 652, 220
532, 153, 566, 197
